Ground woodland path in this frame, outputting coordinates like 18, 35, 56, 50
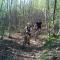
0, 24, 48, 60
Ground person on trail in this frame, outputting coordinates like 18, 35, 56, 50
24, 22, 32, 36
24, 22, 32, 45
36, 21, 42, 30
34, 21, 42, 40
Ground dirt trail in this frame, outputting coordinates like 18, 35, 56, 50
0, 25, 48, 60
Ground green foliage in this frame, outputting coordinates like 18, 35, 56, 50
40, 50, 60, 60
44, 35, 60, 49
40, 35, 60, 60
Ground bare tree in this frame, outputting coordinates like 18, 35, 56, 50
8, 0, 13, 37
53, 0, 57, 35
0, 0, 5, 40
53, 0, 57, 24
45, 0, 50, 36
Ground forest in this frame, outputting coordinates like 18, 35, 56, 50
0, 0, 60, 60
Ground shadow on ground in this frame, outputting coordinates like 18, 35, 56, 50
0, 39, 43, 52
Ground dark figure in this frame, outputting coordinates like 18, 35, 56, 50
36, 21, 42, 30
34, 21, 42, 41
35, 21, 42, 35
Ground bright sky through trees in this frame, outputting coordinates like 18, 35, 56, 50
18, 0, 30, 4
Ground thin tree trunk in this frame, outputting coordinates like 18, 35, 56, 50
53, 0, 57, 24
0, 0, 5, 40
53, 0, 57, 35
46, 0, 50, 36
18, 0, 21, 32
15, 0, 18, 31
8, 0, 13, 37
22, 0, 25, 28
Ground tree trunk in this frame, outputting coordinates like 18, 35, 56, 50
53, 0, 57, 24
8, 0, 13, 37
53, 0, 57, 35
46, 0, 50, 36
0, 0, 5, 40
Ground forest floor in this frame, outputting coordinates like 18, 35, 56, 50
0, 32, 49, 60
0, 26, 60, 60
0, 33, 60, 60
